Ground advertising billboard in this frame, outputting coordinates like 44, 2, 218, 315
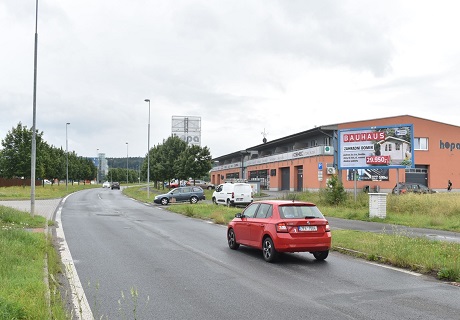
338, 124, 414, 169
171, 116, 201, 146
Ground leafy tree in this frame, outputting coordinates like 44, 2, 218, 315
175, 145, 212, 181
0, 122, 96, 182
141, 144, 167, 188
0, 122, 46, 179
43, 145, 65, 181
161, 136, 188, 182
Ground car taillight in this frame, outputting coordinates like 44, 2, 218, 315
325, 223, 331, 232
276, 223, 289, 233
231, 192, 234, 199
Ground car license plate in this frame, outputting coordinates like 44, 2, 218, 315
298, 226, 317, 232
236, 198, 243, 201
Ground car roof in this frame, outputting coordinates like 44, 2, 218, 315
251, 200, 316, 206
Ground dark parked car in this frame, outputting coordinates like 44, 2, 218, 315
153, 186, 205, 205
392, 182, 436, 194
227, 200, 331, 262
111, 182, 120, 190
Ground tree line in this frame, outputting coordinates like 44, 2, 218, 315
0, 123, 95, 183
0, 123, 213, 186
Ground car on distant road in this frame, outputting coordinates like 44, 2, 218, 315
227, 200, 331, 262
102, 181, 110, 188
189, 179, 215, 190
111, 182, 120, 190
392, 182, 436, 194
153, 186, 205, 205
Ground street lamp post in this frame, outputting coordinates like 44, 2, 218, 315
144, 99, 150, 198
66, 122, 70, 190
96, 148, 99, 184
30, 0, 39, 216
126, 142, 129, 185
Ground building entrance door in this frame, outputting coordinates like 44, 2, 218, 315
405, 165, 428, 186
296, 167, 303, 191
281, 167, 290, 191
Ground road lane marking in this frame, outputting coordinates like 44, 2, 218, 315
56, 195, 94, 320
365, 261, 422, 276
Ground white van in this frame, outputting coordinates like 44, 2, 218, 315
212, 183, 253, 207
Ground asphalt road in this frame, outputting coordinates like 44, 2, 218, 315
59, 188, 460, 320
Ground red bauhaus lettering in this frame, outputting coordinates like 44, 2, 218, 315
343, 131, 385, 142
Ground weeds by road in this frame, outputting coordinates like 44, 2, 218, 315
0, 206, 67, 319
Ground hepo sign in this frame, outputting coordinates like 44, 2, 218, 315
440, 140, 460, 151
179, 134, 201, 146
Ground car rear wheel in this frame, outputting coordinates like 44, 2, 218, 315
227, 228, 239, 250
160, 198, 169, 205
262, 237, 278, 262
312, 250, 329, 261
190, 196, 198, 204
207, 186, 213, 190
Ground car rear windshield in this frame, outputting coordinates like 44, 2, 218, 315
279, 205, 325, 219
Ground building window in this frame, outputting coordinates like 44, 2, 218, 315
324, 137, 331, 146
414, 138, 428, 150
395, 143, 401, 151
385, 144, 392, 152
226, 172, 239, 179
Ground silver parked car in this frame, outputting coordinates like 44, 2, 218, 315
153, 186, 206, 205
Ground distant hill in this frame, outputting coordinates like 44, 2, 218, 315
107, 157, 144, 170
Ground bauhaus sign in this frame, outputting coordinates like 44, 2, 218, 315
338, 124, 414, 169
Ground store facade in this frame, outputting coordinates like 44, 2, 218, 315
210, 115, 459, 193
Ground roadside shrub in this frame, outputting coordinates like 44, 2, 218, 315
322, 175, 347, 206
184, 206, 195, 217
437, 268, 460, 282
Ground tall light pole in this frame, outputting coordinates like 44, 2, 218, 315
30, 0, 39, 216
66, 122, 70, 190
144, 99, 150, 198
96, 148, 99, 184
126, 142, 129, 185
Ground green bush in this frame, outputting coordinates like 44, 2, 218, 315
322, 175, 347, 205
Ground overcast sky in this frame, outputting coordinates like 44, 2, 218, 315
1, 0, 460, 159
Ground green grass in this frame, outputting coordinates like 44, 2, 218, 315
0, 205, 47, 229
0, 207, 67, 319
0, 183, 99, 200
275, 190, 460, 232
332, 229, 460, 281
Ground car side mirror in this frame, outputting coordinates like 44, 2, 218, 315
235, 213, 244, 218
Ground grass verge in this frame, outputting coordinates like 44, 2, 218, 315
1, 206, 67, 319
332, 230, 460, 282
0, 183, 99, 200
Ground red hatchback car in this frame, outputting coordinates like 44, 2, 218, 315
227, 200, 331, 262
